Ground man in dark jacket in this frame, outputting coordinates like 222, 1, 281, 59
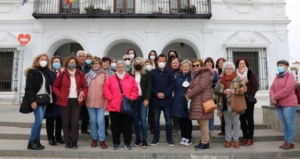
150, 54, 175, 146
76, 50, 92, 135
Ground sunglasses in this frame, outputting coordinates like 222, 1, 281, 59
192, 64, 200, 67
124, 58, 130, 61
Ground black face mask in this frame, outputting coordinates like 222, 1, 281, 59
134, 64, 142, 70
169, 55, 175, 61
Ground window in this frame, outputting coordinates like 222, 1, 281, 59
0, 48, 18, 92
227, 48, 268, 90
296, 71, 298, 75
170, 0, 190, 13
60, 0, 80, 14
114, 0, 135, 13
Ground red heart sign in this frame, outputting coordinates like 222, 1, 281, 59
18, 34, 31, 46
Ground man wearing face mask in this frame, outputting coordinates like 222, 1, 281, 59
76, 51, 92, 135
123, 54, 132, 72
150, 54, 175, 147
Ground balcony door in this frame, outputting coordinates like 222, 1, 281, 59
170, 0, 190, 13
114, 0, 135, 13
60, 0, 80, 14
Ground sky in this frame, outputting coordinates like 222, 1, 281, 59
286, 0, 300, 62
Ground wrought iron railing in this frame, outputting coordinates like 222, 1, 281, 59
32, 0, 211, 19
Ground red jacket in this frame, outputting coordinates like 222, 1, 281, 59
52, 69, 88, 107
103, 73, 138, 112
270, 72, 298, 107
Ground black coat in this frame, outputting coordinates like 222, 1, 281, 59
20, 67, 51, 113
77, 63, 91, 75
246, 69, 259, 97
130, 70, 152, 101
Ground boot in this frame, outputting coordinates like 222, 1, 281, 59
234, 141, 240, 149
279, 141, 287, 149
224, 141, 231, 148
36, 138, 45, 149
241, 138, 247, 146
27, 140, 44, 150
283, 143, 294, 150
100, 141, 108, 149
244, 139, 253, 146
91, 139, 97, 147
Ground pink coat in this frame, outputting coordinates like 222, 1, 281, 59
103, 73, 139, 112
270, 72, 298, 107
85, 71, 108, 108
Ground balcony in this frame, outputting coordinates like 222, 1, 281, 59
32, 0, 212, 19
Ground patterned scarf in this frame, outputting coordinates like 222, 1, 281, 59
236, 67, 248, 83
220, 72, 237, 89
86, 68, 102, 86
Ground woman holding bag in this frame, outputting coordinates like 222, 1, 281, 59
214, 61, 247, 149
103, 60, 138, 150
22, 53, 51, 150
185, 58, 214, 150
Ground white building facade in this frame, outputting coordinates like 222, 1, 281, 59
0, 0, 290, 107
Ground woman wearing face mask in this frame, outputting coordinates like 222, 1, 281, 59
52, 56, 87, 149
44, 55, 64, 146
127, 49, 137, 61
235, 58, 258, 146
172, 60, 193, 146
167, 49, 178, 67
103, 60, 139, 150
148, 50, 157, 68
85, 53, 93, 67
131, 57, 152, 148
110, 58, 117, 72
270, 60, 298, 150
21, 53, 51, 150
144, 60, 154, 72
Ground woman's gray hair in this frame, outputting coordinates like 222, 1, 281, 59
222, 61, 236, 72
180, 59, 192, 71
117, 60, 126, 67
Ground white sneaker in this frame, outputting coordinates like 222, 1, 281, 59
180, 138, 187, 145
209, 131, 215, 138
183, 139, 192, 146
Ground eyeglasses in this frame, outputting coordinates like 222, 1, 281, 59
117, 66, 124, 69
93, 63, 100, 65
124, 58, 130, 61
192, 64, 200, 67
225, 68, 233, 70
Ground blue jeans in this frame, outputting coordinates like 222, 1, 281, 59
276, 106, 297, 143
209, 110, 214, 131
153, 106, 172, 142
88, 107, 105, 141
133, 96, 148, 141
29, 105, 47, 140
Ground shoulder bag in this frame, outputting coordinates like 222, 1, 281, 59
116, 76, 136, 117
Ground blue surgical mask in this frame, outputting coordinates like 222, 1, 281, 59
86, 59, 91, 65
52, 63, 61, 70
278, 66, 285, 73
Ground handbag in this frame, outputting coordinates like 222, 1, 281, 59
231, 94, 247, 113
36, 94, 50, 106
116, 76, 136, 117
203, 99, 217, 114
247, 96, 257, 104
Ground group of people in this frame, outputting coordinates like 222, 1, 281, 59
21, 49, 298, 151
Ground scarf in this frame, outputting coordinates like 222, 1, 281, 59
278, 70, 289, 77
220, 72, 237, 89
86, 68, 102, 86
116, 72, 126, 80
236, 67, 248, 83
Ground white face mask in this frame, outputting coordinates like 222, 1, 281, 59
182, 81, 190, 87
39, 60, 47, 68
158, 62, 166, 69
150, 56, 155, 60
145, 65, 152, 71
124, 60, 131, 66
110, 63, 117, 69
129, 54, 134, 59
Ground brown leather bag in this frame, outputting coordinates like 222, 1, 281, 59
230, 94, 247, 113
203, 99, 217, 113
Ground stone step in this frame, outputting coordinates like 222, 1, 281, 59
0, 121, 270, 130
0, 126, 283, 143
0, 139, 299, 159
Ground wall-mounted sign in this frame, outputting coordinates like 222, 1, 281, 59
18, 34, 31, 46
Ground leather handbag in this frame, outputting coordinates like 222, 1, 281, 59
36, 94, 50, 106
116, 76, 136, 117
231, 94, 247, 113
203, 99, 217, 114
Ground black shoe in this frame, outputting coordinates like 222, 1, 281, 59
36, 138, 45, 149
72, 142, 78, 149
56, 139, 65, 144
134, 139, 141, 147
48, 139, 57, 146
65, 142, 71, 149
27, 140, 44, 150
142, 140, 148, 148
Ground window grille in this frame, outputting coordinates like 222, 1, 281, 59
0, 48, 18, 92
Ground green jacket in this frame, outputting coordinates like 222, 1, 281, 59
214, 76, 247, 117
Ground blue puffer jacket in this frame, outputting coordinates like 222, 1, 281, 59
151, 67, 175, 107
172, 72, 192, 118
